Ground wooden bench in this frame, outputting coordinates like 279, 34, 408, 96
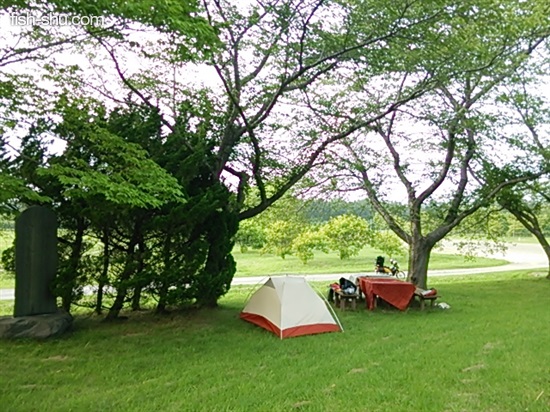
334, 290, 358, 310
414, 288, 440, 310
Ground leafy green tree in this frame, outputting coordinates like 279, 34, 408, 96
321, 214, 371, 260
262, 220, 302, 259
312, 1, 550, 288
9, 99, 187, 313
0, 244, 15, 277
302, 198, 375, 224
292, 227, 329, 264
235, 219, 266, 252
371, 230, 405, 259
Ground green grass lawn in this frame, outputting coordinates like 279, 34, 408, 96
0, 230, 13, 288
0, 271, 13, 288
233, 247, 508, 277
500, 236, 540, 244
446, 236, 540, 245
0, 246, 508, 290
1, 270, 549, 412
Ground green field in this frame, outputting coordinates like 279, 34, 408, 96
0, 276, 12, 289
0, 230, 13, 288
1, 271, 549, 411
233, 247, 508, 277
0, 233, 510, 289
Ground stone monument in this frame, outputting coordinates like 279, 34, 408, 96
15, 205, 58, 316
0, 206, 73, 339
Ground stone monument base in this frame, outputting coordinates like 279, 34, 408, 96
0, 310, 73, 339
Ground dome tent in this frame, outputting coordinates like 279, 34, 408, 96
240, 276, 343, 339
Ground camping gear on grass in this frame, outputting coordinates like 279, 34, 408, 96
240, 276, 342, 339
328, 277, 357, 302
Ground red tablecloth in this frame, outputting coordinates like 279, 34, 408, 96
358, 277, 415, 311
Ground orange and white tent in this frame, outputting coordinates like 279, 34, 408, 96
240, 276, 343, 339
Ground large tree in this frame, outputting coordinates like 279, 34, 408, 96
312, 0, 550, 288
493, 83, 550, 279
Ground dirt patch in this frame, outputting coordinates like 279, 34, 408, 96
122, 332, 146, 337
42, 355, 70, 362
461, 363, 485, 372
293, 401, 312, 408
482, 341, 501, 352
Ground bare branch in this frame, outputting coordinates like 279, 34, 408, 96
415, 127, 457, 205
343, 142, 410, 243
92, 36, 174, 132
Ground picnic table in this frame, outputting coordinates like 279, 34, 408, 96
334, 289, 359, 310
357, 277, 416, 311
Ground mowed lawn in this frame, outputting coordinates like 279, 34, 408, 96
0, 245, 508, 289
1, 271, 549, 412
233, 247, 508, 277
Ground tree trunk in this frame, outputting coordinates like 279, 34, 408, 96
105, 229, 140, 320
105, 285, 127, 321
131, 286, 142, 311
60, 218, 86, 312
95, 228, 110, 315
194, 210, 238, 308
408, 237, 435, 289
156, 283, 169, 314
530, 229, 550, 280
131, 240, 147, 311
155, 235, 172, 314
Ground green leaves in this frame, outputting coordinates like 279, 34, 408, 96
0, 172, 51, 214
320, 214, 372, 259
292, 228, 329, 264
263, 220, 302, 259
43, 119, 185, 209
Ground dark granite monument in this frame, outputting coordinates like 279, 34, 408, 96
14, 205, 58, 316
0, 206, 72, 339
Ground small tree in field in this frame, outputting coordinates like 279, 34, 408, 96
321, 215, 372, 260
292, 228, 329, 264
262, 220, 302, 259
235, 219, 265, 253
372, 230, 406, 259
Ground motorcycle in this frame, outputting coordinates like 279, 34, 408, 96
374, 256, 406, 280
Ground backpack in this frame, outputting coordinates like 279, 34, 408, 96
339, 277, 356, 294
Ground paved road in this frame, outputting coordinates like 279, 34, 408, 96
0, 241, 547, 300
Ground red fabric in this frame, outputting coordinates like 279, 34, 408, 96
422, 288, 437, 297
358, 277, 415, 311
240, 312, 341, 339
282, 323, 341, 338
241, 312, 281, 336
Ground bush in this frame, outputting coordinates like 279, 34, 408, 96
1, 245, 15, 278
